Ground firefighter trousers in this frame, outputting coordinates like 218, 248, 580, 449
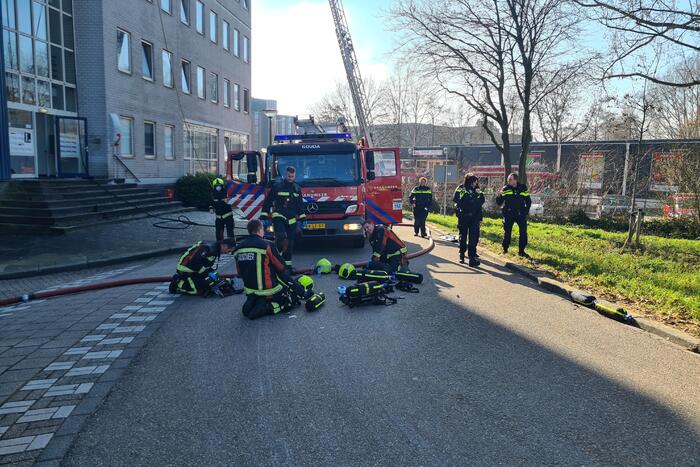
413, 208, 429, 236
368, 255, 407, 274
241, 291, 292, 320
215, 216, 235, 241
503, 215, 528, 253
458, 217, 480, 259
169, 273, 210, 296
272, 217, 296, 269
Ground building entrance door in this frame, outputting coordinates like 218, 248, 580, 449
56, 117, 88, 177
8, 109, 36, 178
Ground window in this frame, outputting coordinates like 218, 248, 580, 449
222, 20, 229, 51
162, 50, 173, 87
196, 66, 205, 99
160, 0, 171, 13
243, 0, 248, 10
35, 40, 49, 77
373, 151, 397, 176
3, 31, 18, 70
119, 116, 134, 157
233, 83, 240, 111
195, 0, 204, 34
19, 35, 33, 73
233, 29, 239, 56
243, 87, 249, 113
144, 121, 156, 158
21, 76, 35, 104
17, 0, 31, 34
209, 11, 217, 43
179, 0, 189, 24
141, 40, 154, 81
2, 0, 16, 29
223, 78, 230, 107
181, 59, 191, 93
6, 73, 20, 102
243, 35, 249, 63
164, 125, 175, 160
33, 1, 47, 40
184, 124, 218, 174
209, 72, 218, 103
117, 29, 131, 73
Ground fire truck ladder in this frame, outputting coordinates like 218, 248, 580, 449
328, 0, 374, 147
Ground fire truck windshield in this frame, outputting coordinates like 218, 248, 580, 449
271, 152, 360, 187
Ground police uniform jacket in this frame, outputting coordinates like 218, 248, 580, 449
409, 185, 433, 210
496, 183, 531, 217
453, 185, 485, 222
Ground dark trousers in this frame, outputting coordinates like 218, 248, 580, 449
170, 273, 209, 296
458, 217, 480, 259
413, 207, 428, 236
503, 215, 528, 252
272, 218, 296, 268
215, 216, 235, 241
368, 255, 406, 274
242, 291, 291, 320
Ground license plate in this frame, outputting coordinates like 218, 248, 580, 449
305, 223, 326, 230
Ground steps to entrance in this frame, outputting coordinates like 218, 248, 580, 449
0, 179, 194, 234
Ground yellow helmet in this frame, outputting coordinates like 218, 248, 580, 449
338, 263, 356, 279
316, 258, 333, 274
212, 177, 225, 188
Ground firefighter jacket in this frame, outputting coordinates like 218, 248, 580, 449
369, 225, 408, 262
234, 235, 293, 297
453, 185, 485, 222
496, 183, 532, 217
176, 242, 220, 277
409, 185, 433, 210
261, 180, 306, 225
210, 186, 233, 218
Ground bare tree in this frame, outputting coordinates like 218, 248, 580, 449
575, 0, 700, 87
651, 57, 700, 138
535, 78, 595, 142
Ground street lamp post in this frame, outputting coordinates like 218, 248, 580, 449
0, 6, 12, 180
263, 109, 277, 148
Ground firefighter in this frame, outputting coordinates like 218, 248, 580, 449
261, 166, 306, 271
235, 219, 303, 320
453, 174, 485, 266
363, 220, 408, 273
496, 172, 532, 257
169, 238, 236, 296
409, 177, 432, 238
210, 178, 235, 241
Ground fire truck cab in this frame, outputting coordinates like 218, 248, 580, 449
226, 133, 402, 247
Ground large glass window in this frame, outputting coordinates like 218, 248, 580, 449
64, 86, 75, 111
181, 59, 191, 94
160, 0, 171, 14
48, 6, 60, 45
141, 40, 153, 81
2, 0, 16, 29
62, 13, 73, 49
243, 35, 249, 63
3, 31, 18, 70
209, 72, 218, 103
164, 125, 175, 160
195, 0, 204, 34
17, 0, 31, 34
223, 78, 230, 107
117, 29, 131, 73
272, 153, 360, 187
222, 20, 229, 51
37, 79, 50, 107
5, 72, 20, 102
21, 76, 35, 104
32, 1, 47, 40
63, 49, 74, 83
51, 83, 63, 109
233, 29, 239, 57
19, 34, 33, 73
243, 88, 249, 113
162, 49, 173, 88
184, 124, 218, 174
179, 0, 189, 24
144, 121, 156, 158
233, 82, 240, 111
196, 65, 205, 99
50, 44, 62, 80
119, 116, 134, 157
35, 40, 48, 76
209, 10, 217, 43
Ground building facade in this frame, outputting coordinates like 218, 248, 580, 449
2, 0, 252, 182
251, 97, 294, 150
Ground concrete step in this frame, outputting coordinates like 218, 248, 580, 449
0, 196, 173, 217
0, 191, 166, 209
1, 187, 151, 201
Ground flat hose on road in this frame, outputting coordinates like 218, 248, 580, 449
0, 224, 434, 307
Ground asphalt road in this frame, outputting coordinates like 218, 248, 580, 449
61, 228, 700, 466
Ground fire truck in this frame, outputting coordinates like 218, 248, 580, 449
226, 133, 402, 247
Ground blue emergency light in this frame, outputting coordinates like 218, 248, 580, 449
274, 133, 353, 142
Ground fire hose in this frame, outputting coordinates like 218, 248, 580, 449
0, 224, 434, 308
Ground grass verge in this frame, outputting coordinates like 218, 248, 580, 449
426, 213, 700, 327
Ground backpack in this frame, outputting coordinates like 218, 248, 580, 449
340, 281, 398, 308
353, 269, 392, 284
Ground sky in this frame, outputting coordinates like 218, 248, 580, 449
251, 0, 396, 116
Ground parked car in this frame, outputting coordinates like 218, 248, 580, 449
530, 196, 545, 216
663, 194, 698, 219
596, 195, 632, 218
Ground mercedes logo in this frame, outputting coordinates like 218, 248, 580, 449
307, 203, 319, 214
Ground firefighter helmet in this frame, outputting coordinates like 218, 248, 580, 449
316, 258, 333, 274
338, 263, 355, 279
297, 275, 314, 294
212, 177, 225, 188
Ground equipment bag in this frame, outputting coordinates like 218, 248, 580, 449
353, 269, 392, 284
305, 292, 326, 312
340, 281, 398, 308
394, 271, 423, 284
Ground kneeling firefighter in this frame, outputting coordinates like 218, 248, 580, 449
363, 220, 408, 273
170, 238, 237, 295
235, 219, 305, 320
453, 174, 485, 267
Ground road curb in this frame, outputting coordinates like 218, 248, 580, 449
426, 221, 700, 354
0, 246, 189, 281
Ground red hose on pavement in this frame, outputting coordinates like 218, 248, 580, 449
0, 224, 434, 308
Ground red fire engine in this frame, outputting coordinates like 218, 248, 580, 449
226, 133, 402, 247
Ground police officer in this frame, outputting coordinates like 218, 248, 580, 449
363, 220, 408, 273
453, 174, 485, 266
210, 178, 235, 241
261, 166, 306, 271
409, 177, 432, 237
169, 238, 236, 295
496, 172, 532, 257
235, 219, 303, 320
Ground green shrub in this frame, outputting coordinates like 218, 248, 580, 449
175, 173, 219, 210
